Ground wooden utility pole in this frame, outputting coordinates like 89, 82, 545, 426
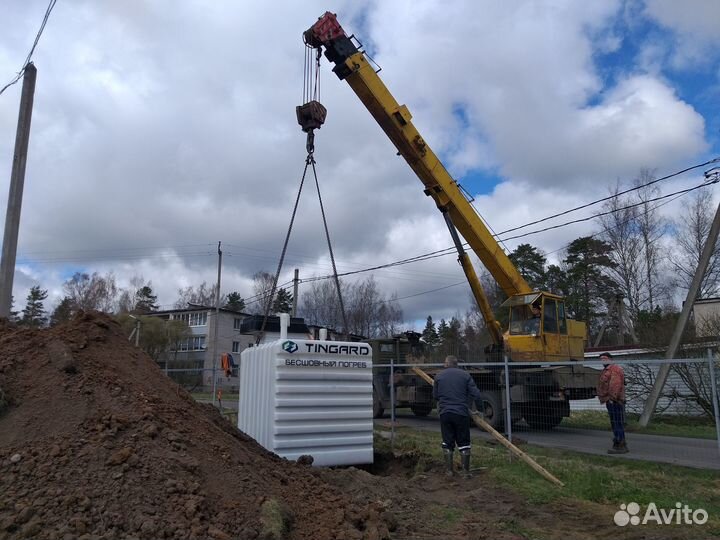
639, 199, 720, 426
211, 241, 222, 406
0, 64, 37, 318
292, 268, 299, 316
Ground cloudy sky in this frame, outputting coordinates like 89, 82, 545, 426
0, 0, 718, 329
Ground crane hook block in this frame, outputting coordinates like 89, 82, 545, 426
296, 100, 327, 133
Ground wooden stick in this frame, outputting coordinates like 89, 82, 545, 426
411, 366, 564, 487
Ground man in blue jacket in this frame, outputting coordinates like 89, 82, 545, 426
432, 355, 482, 478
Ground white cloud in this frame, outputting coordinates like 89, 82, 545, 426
0, 0, 715, 324
644, 0, 720, 68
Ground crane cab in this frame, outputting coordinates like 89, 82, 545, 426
502, 293, 585, 362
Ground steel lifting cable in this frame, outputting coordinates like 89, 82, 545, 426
255, 149, 349, 344
309, 156, 349, 338
256, 44, 348, 344
255, 158, 311, 345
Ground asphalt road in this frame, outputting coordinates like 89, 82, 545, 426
376, 412, 720, 470
207, 398, 719, 470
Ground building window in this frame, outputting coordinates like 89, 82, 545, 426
190, 312, 207, 326
232, 341, 240, 353
234, 318, 242, 330
171, 335, 207, 352
171, 311, 208, 327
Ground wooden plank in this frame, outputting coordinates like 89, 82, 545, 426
411, 366, 564, 487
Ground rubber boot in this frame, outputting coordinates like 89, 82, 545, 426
460, 449, 472, 479
608, 440, 629, 454
443, 448, 454, 477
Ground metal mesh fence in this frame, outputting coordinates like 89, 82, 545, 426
373, 354, 720, 470
161, 352, 720, 470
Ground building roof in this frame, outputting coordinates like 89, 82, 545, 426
151, 305, 253, 316
238, 314, 309, 334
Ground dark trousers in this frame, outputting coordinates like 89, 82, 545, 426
606, 401, 625, 443
440, 412, 471, 451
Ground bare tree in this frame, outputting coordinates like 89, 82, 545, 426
299, 279, 344, 330
376, 294, 403, 337
634, 169, 669, 310
670, 190, 720, 299
118, 276, 149, 313
251, 271, 276, 315
299, 276, 403, 338
346, 277, 379, 338
63, 272, 118, 313
598, 182, 644, 318
175, 281, 223, 308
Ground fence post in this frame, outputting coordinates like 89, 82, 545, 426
390, 344, 396, 449
503, 353, 512, 445
707, 348, 720, 458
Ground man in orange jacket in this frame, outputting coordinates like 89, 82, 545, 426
597, 352, 628, 454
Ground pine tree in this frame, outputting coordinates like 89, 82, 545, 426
509, 243, 547, 290
6, 296, 20, 322
50, 297, 73, 326
421, 316, 439, 347
223, 291, 246, 312
21, 286, 48, 327
134, 286, 158, 313
564, 236, 617, 337
437, 319, 449, 345
272, 288, 293, 314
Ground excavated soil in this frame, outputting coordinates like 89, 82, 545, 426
0, 313, 390, 540
0, 312, 705, 540
317, 450, 702, 540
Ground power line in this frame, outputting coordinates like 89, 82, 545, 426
0, 0, 58, 96
544, 184, 691, 257
296, 174, 718, 285
497, 177, 718, 242
16, 250, 216, 265
496, 157, 719, 236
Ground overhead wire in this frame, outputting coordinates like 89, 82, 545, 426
295, 170, 719, 285
496, 157, 719, 236
0, 0, 58, 96
497, 177, 719, 243
543, 181, 695, 257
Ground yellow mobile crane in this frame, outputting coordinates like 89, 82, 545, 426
302, 12, 598, 428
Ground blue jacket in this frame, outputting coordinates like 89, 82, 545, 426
433, 367, 481, 417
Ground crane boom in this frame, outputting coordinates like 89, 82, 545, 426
304, 13, 531, 300
304, 12, 587, 360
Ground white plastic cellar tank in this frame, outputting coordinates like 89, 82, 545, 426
238, 315, 374, 466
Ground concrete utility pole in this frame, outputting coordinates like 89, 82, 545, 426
0, 64, 37, 318
639, 199, 720, 427
292, 268, 299, 317
212, 241, 222, 406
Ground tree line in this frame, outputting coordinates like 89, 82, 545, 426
417, 176, 720, 359
8, 173, 719, 353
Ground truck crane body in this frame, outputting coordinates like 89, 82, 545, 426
304, 12, 597, 428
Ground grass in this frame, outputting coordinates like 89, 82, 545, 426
564, 410, 717, 439
375, 426, 720, 534
391, 405, 717, 439
429, 505, 464, 527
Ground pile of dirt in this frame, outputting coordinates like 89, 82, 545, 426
0, 312, 391, 540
